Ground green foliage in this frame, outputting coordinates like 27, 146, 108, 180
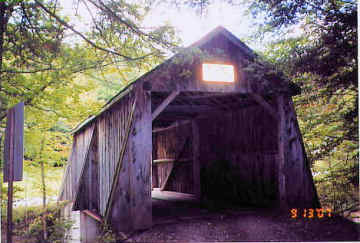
0, 0, 180, 207
6, 202, 74, 243
256, 0, 358, 212
313, 159, 358, 213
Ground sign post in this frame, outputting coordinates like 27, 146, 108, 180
3, 102, 24, 243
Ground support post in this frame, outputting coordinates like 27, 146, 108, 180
192, 120, 201, 199
130, 89, 152, 230
6, 108, 14, 243
277, 95, 287, 209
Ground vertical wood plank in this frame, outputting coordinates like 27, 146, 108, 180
110, 141, 132, 232
130, 89, 152, 230
99, 119, 105, 215
285, 98, 320, 208
105, 113, 109, 215
277, 95, 287, 209
192, 120, 201, 199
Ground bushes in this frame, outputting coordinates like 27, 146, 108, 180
3, 202, 73, 243
313, 159, 359, 214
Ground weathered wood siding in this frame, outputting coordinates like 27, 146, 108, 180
73, 129, 99, 212
197, 102, 279, 204
70, 124, 95, 200
128, 85, 152, 230
97, 94, 134, 216
110, 84, 152, 232
58, 142, 75, 201
148, 35, 250, 94
152, 123, 194, 194
281, 96, 320, 208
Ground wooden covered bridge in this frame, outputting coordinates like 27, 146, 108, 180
58, 26, 319, 235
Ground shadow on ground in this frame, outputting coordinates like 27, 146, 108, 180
120, 191, 360, 242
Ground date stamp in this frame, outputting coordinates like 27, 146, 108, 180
290, 208, 332, 219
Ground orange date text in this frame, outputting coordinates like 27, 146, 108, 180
290, 208, 332, 219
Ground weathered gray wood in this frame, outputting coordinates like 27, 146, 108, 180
98, 118, 105, 215
58, 147, 72, 201
80, 210, 101, 243
160, 162, 174, 191
90, 130, 99, 211
152, 90, 180, 121
129, 87, 152, 230
110, 134, 132, 232
72, 125, 96, 210
160, 136, 191, 191
192, 120, 201, 199
4, 102, 24, 182
105, 97, 137, 221
277, 95, 287, 208
249, 93, 278, 121
284, 98, 320, 208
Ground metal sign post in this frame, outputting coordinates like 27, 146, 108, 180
3, 102, 24, 243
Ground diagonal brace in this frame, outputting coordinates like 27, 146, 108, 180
152, 90, 180, 121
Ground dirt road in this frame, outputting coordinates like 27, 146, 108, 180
123, 199, 359, 242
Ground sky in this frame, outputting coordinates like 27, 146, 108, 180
59, 0, 260, 49
142, 1, 255, 47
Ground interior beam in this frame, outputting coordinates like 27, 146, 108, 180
152, 120, 191, 133
152, 90, 180, 121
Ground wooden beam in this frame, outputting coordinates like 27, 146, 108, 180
192, 120, 201, 199
152, 120, 191, 133
163, 104, 224, 114
83, 210, 103, 223
277, 95, 287, 209
152, 90, 180, 121
129, 91, 152, 230
207, 97, 233, 111
153, 158, 191, 164
250, 93, 278, 121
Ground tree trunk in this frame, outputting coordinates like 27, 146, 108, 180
39, 137, 47, 241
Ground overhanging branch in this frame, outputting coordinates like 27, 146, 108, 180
34, 0, 159, 61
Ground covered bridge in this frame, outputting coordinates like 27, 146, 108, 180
59, 26, 319, 234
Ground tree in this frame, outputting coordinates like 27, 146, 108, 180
0, 0, 179, 122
